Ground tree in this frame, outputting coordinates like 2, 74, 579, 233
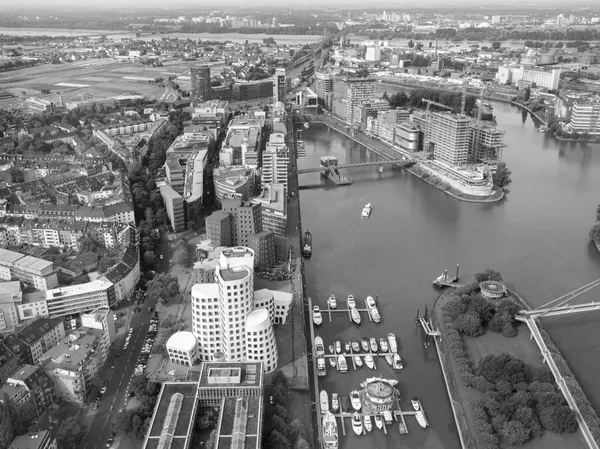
454, 310, 483, 336
523, 86, 531, 102
596, 204, 600, 222
295, 436, 310, 449
266, 429, 290, 449
590, 222, 600, 245
0, 402, 14, 449
130, 376, 148, 398
270, 415, 289, 439
56, 417, 85, 449
492, 42, 502, 50
271, 370, 289, 388
493, 162, 512, 189
146, 273, 180, 304
172, 246, 191, 266
270, 385, 286, 407
500, 420, 531, 445
407, 39, 414, 48
98, 256, 113, 273
197, 410, 217, 430
143, 250, 158, 268
474, 269, 503, 283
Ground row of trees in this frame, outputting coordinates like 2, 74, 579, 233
146, 273, 181, 305
172, 237, 193, 267
113, 376, 160, 440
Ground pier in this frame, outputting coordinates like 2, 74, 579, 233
432, 264, 464, 288
323, 296, 380, 323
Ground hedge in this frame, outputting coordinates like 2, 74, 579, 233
471, 399, 500, 449
441, 305, 475, 385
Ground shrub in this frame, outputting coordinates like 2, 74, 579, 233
474, 269, 503, 283
450, 340, 464, 354
496, 298, 520, 321
478, 431, 500, 449
488, 312, 508, 333
476, 420, 494, 435
461, 370, 474, 387
501, 420, 532, 445
454, 310, 483, 336
502, 322, 517, 337
477, 353, 526, 384
471, 376, 495, 393
470, 296, 494, 323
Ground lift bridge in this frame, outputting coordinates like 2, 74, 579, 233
296, 156, 408, 185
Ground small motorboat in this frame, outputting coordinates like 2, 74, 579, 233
374, 414, 383, 430
347, 295, 356, 309
328, 294, 337, 309
361, 337, 369, 352
415, 410, 428, 428
365, 354, 375, 369
344, 342, 351, 353
320, 390, 329, 414
329, 356, 336, 368
351, 340, 360, 353
338, 355, 348, 373
351, 307, 361, 324
393, 354, 404, 370
365, 296, 376, 309
350, 390, 362, 410
369, 337, 378, 353
352, 412, 364, 435
361, 203, 372, 218
341, 395, 351, 412
335, 341, 342, 354
317, 358, 326, 376
399, 421, 407, 434
354, 355, 363, 368
412, 397, 421, 411
371, 307, 381, 323
387, 333, 398, 354
331, 393, 339, 412
379, 338, 389, 353
385, 354, 393, 366
364, 414, 373, 432
313, 305, 323, 326
328, 344, 334, 354
314, 336, 325, 357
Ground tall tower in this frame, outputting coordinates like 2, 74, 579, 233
274, 68, 286, 104
190, 66, 211, 106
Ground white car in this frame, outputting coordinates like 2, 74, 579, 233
100, 386, 107, 394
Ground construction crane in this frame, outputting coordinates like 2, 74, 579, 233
422, 98, 454, 113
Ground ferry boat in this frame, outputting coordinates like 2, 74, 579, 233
317, 358, 326, 376
379, 338, 389, 353
322, 412, 338, 449
369, 337, 378, 352
364, 354, 375, 369
354, 355, 363, 367
338, 355, 348, 373
411, 397, 421, 411
393, 354, 404, 370
364, 414, 373, 432
312, 306, 322, 326
399, 421, 407, 434
365, 296, 376, 309
374, 414, 383, 430
335, 340, 342, 354
352, 413, 363, 435
302, 231, 312, 258
415, 410, 428, 428
370, 307, 381, 323
314, 336, 325, 356
361, 337, 369, 352
350, 390, 362, 410
347, 295, 356, 309
351, 307, 361, 324
361, 203, 372, 218
351, 340, 360, 353
341, 396, 350, 412
344, 342, 351, 353
387, 333, 398, 354
328, 295, 337, 309
331, 393, 339, 412
320, 390, 329, 414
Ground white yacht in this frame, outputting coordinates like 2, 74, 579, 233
347, 295, 356, 308
369, 337, 378, 353
337, 355, 348, 373
323, 412, 338, 449
320, 390, 329, 414
335, 340, 342, 354
313, 306, 322, 326
314, 336, 324, 356
351, 340, 360, 352
411, 397, 421, 411
361, 203, 372, 218
365, 354, 375, 369
374, 414, 383, 430
364, 414, 373, 432
365, 295, 376, 309
385, 354, 393, 366
393, 354, 404, 370
317, 358, 326, 376
350, 390, 362, 410
415, 410, 428, 428
387, 333, 398, 354
361, 338, 369, 352
370, 307, 381, 323
379, 338, 389, 353
354, 355, 363, 368
352, 413, 364, 435
329, 356, 336, 368
328, 295, 337, 309
351, 307, 361, 325
344, 341, 351, 353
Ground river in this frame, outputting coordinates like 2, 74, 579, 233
298, 102, 600, 449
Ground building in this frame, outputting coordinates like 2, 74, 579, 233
0, 365, 53, 417
191, 283, 220, 361
429, 112, 472, 166
213, 165, 254, 207
496, 65, 561, 91
251, 184, 287, 236
246, 231, 275, 268
253, 289, 292, 325
0, 343, 20, 385
206, 211, 232, 247
0, 249, 58, 291
274, 68, 286, 103
365, 46, 381, 62
232, 80, 273, 102
262, 123, 289, 188
345, 78, 376, 126
220, 118, 263, 168
192, 100, 229, 128
245, 309, 277, 373
191, 66, 211, 105
81, 307, 116, 361
221, 197, 263, 247
18, 292, 49, 322
8, 430, 56, 449
469, 122, 505, 162
16, 318, 66, 365
45, 280, 115, 318
569, 97, 600, 134
353, 100, 390, 129
394, 121, 421, 152
166, 331, 198, 366
315, 71, 334, 108
158, 183, 186, 233
0, 281, 22, 334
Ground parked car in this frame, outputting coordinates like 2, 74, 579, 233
100, 386, 107, 394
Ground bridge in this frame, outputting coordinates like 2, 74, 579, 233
296, 159, 408, 174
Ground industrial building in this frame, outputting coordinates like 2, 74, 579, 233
496, 65, 561, 91
232, 79, 274, 102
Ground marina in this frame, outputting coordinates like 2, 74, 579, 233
324, 295, 383, 323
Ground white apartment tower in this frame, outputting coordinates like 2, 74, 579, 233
262, 123, 289, 188
429, 112, 472, 166
245, 308, 278, 373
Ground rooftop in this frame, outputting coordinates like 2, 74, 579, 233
246, 308, 269, 328
45, 279, 113, 300
0, 281, 21, 300
8, 430, 52, 449
218, 266, 250, 282
158, 183, 184, 202
166, 331, 197, 352
198, 362, 263, 389
221, 247, 254, 259
216, 397, 262, 449
41, 330, 101, 371
18, 318, 62, 345
251, 184, 286, 215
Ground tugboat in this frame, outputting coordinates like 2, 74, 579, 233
313, 306, 322, 326
361, 337, 369, 352
331, 393, 339, 412
350, 390, 362, 410
364, 414, 373, 433
320, 390, 329, 414
322, 412, 338, 449
328, 294, 337, 309
302, 231, 312, 258
352, 413, 364, 435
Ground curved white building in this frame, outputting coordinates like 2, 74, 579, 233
166, 331, 198, 366
245, 308, 278, 373
216, 264, 254, 362
191, 283, 220, 360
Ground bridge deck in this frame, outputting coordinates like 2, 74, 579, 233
297, 159, 408, 174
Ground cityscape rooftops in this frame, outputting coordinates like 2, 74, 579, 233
166, 331, 197, 352
7, 430, 52, 449
246, 308, 269, 327
9, 364, 38, 382
0, 281, 21, 302
251, 184, 286, 215
216, 396, 262, 449
40, 330, 101, 371
17, 318, 63, 345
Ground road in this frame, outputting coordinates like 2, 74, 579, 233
83, 232, 170, 449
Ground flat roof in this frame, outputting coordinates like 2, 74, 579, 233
46, 279, 113, 300
218, 266, 250, 282
0, 281, 21, 297
221, 247, 253, 258
41, 331, 100, 370
198, 362, 263, 389
158, 183, 184, 201
216, 397, 262, 449
0, 248, 27, 264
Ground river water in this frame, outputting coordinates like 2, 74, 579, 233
299, 102, 600, 449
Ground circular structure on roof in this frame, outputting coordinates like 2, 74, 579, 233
479, 280, 508, 299
213, 351, 226, 362
274, 101, 285, 109
166, 331, 197, 352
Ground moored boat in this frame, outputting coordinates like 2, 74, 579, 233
331, 393, 339, 412
337, 355, 348, 373
328, 294, 337, 309
352, 413, 363, 435
354, 355, 363, 367
328, 344, 334, 354
385, 354, 393, 366
344, 342, 351, 353
302, 230, 312, 258
415, 410, 428, 428
365, 295, 376, 309
387, 333, 398, 354
341, 396, 351, 412
364, 414, 373, 432
329, 356, 336, 368
335, 341, 341, 354
379, 338, 389, 352
351, 340, 360, 353
370, 307, 381, 323
312, 306, 322, 326
347, 295, 356, 308
322, 412, 338, 449
398, 421, 407, 434
365, 354, 375, 369
351, 307, 361, 324
411, 397, 421, 411
374, 414, 383, 430
317, 358, 326, 376
314, 336, 324, 356
369, 337, 378, 352
320, 390, 329, 414
393, 354, 404, 370
350, 390, 362, 410
361, 337, 369, 352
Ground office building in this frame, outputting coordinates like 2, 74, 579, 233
0, 281, 22, 334
206, 211, 232, 247
246, 231, 275, 268
81, 307, 116, 361
8, 430, 56, 449
353, 100, 390, 129
345, 78, 376, 126
191, 66, 211, 105
158, 183, 185, 233
0, 249, 58, 291
191, 283, 220, 361
315, 71, 334, 108
394, 121, 421, 152
0, 365, 53, 417
253, 289, 292, 325
221, 197, 263, 247
245, 309, 277, 373
262, 123, 289, 188
251, 184, 287, 236
220, 118, 263, 168
213, 165, 254, 207
45, 280, 115, 318
429, 112, 472, 166
232, 80, 273, 102
166, 331, 198, 366
569, 97, 600, 134
469, 123, 506, 162
274, 68, 286, 103
365, 46, 381, 62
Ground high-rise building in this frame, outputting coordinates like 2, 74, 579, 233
251, 183, 287, 236
221, 197, 263, 247
206, 211, 232, 247
429, 112, 472, 166
262, 123, 289, 188
158, 183, 185, 233
191, 66, 211, 105
569, 98, 600, 134
245, 309, 277, 373
345, 78, 376, 126
274, 68, 286, 104
246, 230, 275, 268
315, 71, 334, 108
